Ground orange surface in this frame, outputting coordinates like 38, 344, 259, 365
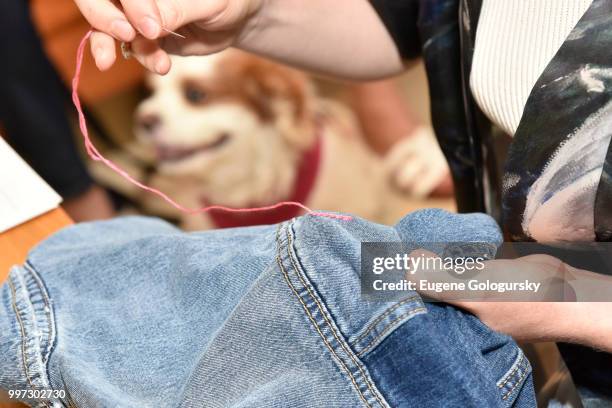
0, 397, 25, 408
0, 208, 72, 408
0, 208, 73, 283
30, 0, 145, 103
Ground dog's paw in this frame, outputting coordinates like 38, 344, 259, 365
385, 127, 450, 198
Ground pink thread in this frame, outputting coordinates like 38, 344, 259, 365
72, 30, 351, 222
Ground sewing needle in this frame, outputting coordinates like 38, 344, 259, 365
120, 27, 186, 59
162, 27, 186, 39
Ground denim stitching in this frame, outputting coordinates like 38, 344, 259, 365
502, 358, 529, 401
356, 307, 427, 357
25, 262, 56, 366
285, 222, 388, 408
502, 363, 529, 401
8, 270, 53, 408
8, 275, 37, 390
25, 263, 58, 408
285, 225, 385, 407
497, 351, 524, 389
276, 255, 372, 408
275, 226, 372, 408
497, 350, 530, 402
352, 295, 422, 344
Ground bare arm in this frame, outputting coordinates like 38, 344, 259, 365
236, 0, 405, 80
348, 80, 421, 153
74, 0, 405, 80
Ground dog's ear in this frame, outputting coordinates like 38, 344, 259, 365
230, 56, 317, 150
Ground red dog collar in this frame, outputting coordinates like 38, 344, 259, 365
204, 127, 323, 229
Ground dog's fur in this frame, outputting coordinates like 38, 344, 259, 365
132, 50, 445, 229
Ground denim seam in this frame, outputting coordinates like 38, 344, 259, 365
352, 295, 421, 344
25, 262, 56, 369
496, 349, 531, 402
277, 222, 389, 408
497, 351, 523, 389
275, 228, 373, 408
502, 362, 529, 401
355, 307, 427, 358
8, 277, 36, 390
24, 262, 60, 408
284, 222, 390, 408
8, 268, 54, 408
276, 256, 373, 408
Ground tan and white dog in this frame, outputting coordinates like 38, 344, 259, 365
131, 50, 450, 230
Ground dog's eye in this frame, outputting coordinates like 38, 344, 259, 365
184, 85, 207, 104
140, 84, 153, 99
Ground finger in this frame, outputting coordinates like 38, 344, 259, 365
158, 0, 228, 30
156, 0, 185, 30
90, 31, 117, 71
406, 250, 469, 302
519, 254, 566, 269
118, 0, 162, 40
131, 37, 172, 75
74, 0, 136, 42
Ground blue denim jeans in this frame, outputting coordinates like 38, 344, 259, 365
0, 209, 536, 407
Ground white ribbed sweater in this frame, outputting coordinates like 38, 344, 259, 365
470, 0, 593, 136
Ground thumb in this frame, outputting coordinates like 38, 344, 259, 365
157, 0, 245, 32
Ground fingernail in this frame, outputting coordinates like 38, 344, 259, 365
95, 48, 107, 67
155, 59, 167, 75
139, 16, 161, 39
110, 19, 135, 41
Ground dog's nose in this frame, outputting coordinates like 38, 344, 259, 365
138, 113, 161, 134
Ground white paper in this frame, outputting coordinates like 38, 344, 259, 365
0, 137, 62, 233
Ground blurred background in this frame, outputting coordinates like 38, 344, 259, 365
1, 0, 455, 230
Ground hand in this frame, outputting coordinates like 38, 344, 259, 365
74, 0, 405, 80
458, 302, 612, 352
410, 251, 612, 351
74, 0, 264, 73
456, 257, 612, 352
